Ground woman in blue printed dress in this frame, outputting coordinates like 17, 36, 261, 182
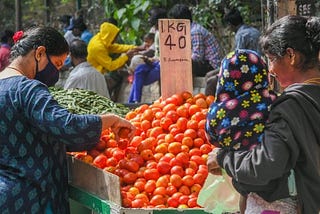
0, 27, 135, 214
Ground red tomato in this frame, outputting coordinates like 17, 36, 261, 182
118, 139, 128, 150
93, 154, 107, 169
157, 161, 171, 174
119, 127, 131, 138
122, 172, 138, 184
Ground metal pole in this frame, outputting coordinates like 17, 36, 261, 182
76, 0, 82, 10
266, 0, 275, 27
44, 0, 51, 25
261, 0, 265, 31
15, 0, 22, 31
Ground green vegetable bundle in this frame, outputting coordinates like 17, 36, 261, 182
49, 87, 130, 117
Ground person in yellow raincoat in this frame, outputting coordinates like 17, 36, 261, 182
87, 21, 144, 100
87, 22, 141, 73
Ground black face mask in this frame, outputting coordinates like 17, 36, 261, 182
34, 54, 59, 87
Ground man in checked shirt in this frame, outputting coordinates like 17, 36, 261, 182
168, 4, 223, 78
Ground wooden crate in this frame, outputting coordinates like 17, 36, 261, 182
67, 155, 121, 205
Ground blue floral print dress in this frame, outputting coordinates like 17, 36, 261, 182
205, 49, 276, 151
0, 76, 101, 213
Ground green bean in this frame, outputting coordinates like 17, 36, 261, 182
49, 87, 130, 117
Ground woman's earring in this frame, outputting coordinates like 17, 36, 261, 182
290, 54, 295, 65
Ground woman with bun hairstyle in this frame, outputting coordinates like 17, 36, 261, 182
207, 15, 320, 213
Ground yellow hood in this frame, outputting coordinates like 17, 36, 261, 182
98, 22, 120, 47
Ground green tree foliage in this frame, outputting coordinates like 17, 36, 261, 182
0, 0, 15, 30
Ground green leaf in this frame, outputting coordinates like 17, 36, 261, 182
116, 8, 126, 19
131, 18, 140, 31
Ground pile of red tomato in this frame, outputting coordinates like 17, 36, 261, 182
71, 91, 216, 209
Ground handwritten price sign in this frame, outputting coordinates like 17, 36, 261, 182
159, 19, 193, 99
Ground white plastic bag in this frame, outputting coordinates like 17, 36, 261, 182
197, 169, 240, 214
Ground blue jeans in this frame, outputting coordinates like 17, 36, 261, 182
128, 61, 160, 103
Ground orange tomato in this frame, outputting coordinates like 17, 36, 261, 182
144, 180, 156, 193
128, 187, 140, 196
167, 197, 179, 208
175, 152, 190, 164
153, 186, 167, 195
185, 168, 196, 176
170, 174, 182, 188
166, 185, 177, 196
167, 142, 182, 155
141, 120, 151, 132
141, 109, 154, 121
184, 129, 197, 139
193, 173, 207, 186
182, 136, 194, 148
182, 175, 195, 187
155, 143, 168, 154
135, 193, 149, 204
178, 185, 191, 195
200, 143, 213, 154
206, 95, 215, 106
144, 168, 160, 180
140, 149, 154, 161
154, 152, 164, 162
170, 127, 182, 136
150, 194, 165, 206
106, 139, 117, 148
157, 161, 171, 175
193, 93, 206, 100
125, 111, 137, 120
174, 133, 185, 142
176, 105, 189, 118
160, 117, 173, 130
190, 155, 205, 165
170, 165, 185, 177
190, 183, 202, 195
187, 120, 198, 130
136, 104, 149, 114
193, 137, 205, 148
181, 91, 193, 100
131, 198, 145, 208
195, 97, 208, 108
178, 194, 189, 205
188, 104, 201, 116
130, 136, 143, 147
156, 175, 170, 187
93, 154, 107, 169
166, 110, 179, 123
187, 197, 198, 208
171, 93, 184, 106
125, 160, 140, 172
134, 180, 146, 192
198, 119, 206, 129
162, 103, 177, 114
122, 172, 138, 184
149, 126, 163, 138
